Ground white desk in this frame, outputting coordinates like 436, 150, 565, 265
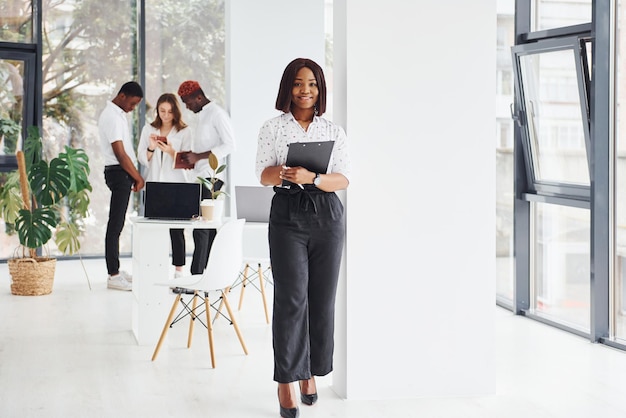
130, 216, 227, 345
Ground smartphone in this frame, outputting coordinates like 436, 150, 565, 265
156, 136, 167, 144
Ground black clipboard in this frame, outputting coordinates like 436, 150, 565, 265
282, 141, 335, 187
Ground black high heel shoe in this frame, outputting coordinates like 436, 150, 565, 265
278, 385, 300, 418
280, 405, 300, 418
299, 379, 318, 406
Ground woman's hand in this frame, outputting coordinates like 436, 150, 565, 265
148, 134, 159, 151
156, 139, 175, 158
279, 166, 314, 185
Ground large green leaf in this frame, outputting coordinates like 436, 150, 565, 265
59, 146, 91, 193
66, 189, 91, 218
24, 126, 43, 171
15, 207, 57, 249
55, 221, 81, 255
29, 159, 71, 206
0, 171, 23, 224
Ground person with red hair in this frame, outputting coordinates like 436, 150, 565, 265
177, 80, 236, 274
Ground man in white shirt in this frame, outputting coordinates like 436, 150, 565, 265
98, 81, 145, 290
177, 80, 235, 274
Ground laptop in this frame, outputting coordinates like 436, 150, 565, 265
144, 182, 201, 220
235, 186, 274, 223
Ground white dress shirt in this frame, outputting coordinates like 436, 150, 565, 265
98, 101, 137, 166
137, 125, 193, 182
255, 112, 351, 182
192, 102, 236, 178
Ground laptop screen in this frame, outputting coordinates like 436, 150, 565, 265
144, 182, 201, 220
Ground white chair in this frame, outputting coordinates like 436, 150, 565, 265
151, 218, 248, 368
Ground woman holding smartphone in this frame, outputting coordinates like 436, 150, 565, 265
138, 93, 192, 277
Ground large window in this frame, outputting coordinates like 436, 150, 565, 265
0, 0, 226, 260
511, 0, 594, 336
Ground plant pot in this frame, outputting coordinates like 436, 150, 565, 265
8, 257, 56, 296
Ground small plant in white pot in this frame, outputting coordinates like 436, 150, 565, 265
197, 153, 227, 220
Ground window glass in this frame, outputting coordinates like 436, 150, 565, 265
532, 202, 590, 332
0, 58, 24, 155
41, 0, 135, 256
145, 0, 225, 126
517, 47, 590, 186
496, 0, 515, 304
531, 0, 591, 32
0, 0, 32, 43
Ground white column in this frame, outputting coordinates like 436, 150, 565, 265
332, 0, 496, 399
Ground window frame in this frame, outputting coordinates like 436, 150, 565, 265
511, 33, 592, 200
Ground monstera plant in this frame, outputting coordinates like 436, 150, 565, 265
0, 126, 92, 294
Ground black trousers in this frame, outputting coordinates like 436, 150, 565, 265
190, 178, 223, 274
269, 186, 345, 383
170, 229, 185, 266
104, 165, 133, 275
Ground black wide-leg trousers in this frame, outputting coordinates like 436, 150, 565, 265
269, 187, 345, 383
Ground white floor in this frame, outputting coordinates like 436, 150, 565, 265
3, 259, 626, 417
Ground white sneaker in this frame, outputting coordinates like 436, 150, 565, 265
174, 270, 184, 278
107, 274, 132, 291
119, 270, 132, 283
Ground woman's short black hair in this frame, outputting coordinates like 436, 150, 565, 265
118, 81, 144, 98
275, 58, 326, 116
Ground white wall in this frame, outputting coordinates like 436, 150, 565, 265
227, 0, 325, 189
229, 0, 496, 401
332, 0, 496, 399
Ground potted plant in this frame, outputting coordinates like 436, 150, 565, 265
0, 126, 92, 295
197, 153, 227, 220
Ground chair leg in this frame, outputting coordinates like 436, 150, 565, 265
238, 263, 250, 310
152, 294, 182, 361
213, 286, 231, 322
187, 292, 199, 348
220, 289, 249, 355
258, 263, 270, 324
203, 293, 216, 368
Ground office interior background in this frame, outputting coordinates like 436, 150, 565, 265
4, 0, 626, 402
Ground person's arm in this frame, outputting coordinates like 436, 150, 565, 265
111, 141, 145, 191
183, 150, 211, 165
137, 128, 157, 165
260, 165, 283, 186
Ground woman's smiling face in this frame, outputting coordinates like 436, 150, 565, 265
291, 66, 318, 111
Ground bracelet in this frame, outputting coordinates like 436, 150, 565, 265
147, 148, 155, 153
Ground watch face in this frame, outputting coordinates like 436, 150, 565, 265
314, 174, 321, 186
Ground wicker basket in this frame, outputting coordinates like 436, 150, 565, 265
8, 257, 56, 296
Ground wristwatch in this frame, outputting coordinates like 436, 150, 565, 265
313, 173, 322, 186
